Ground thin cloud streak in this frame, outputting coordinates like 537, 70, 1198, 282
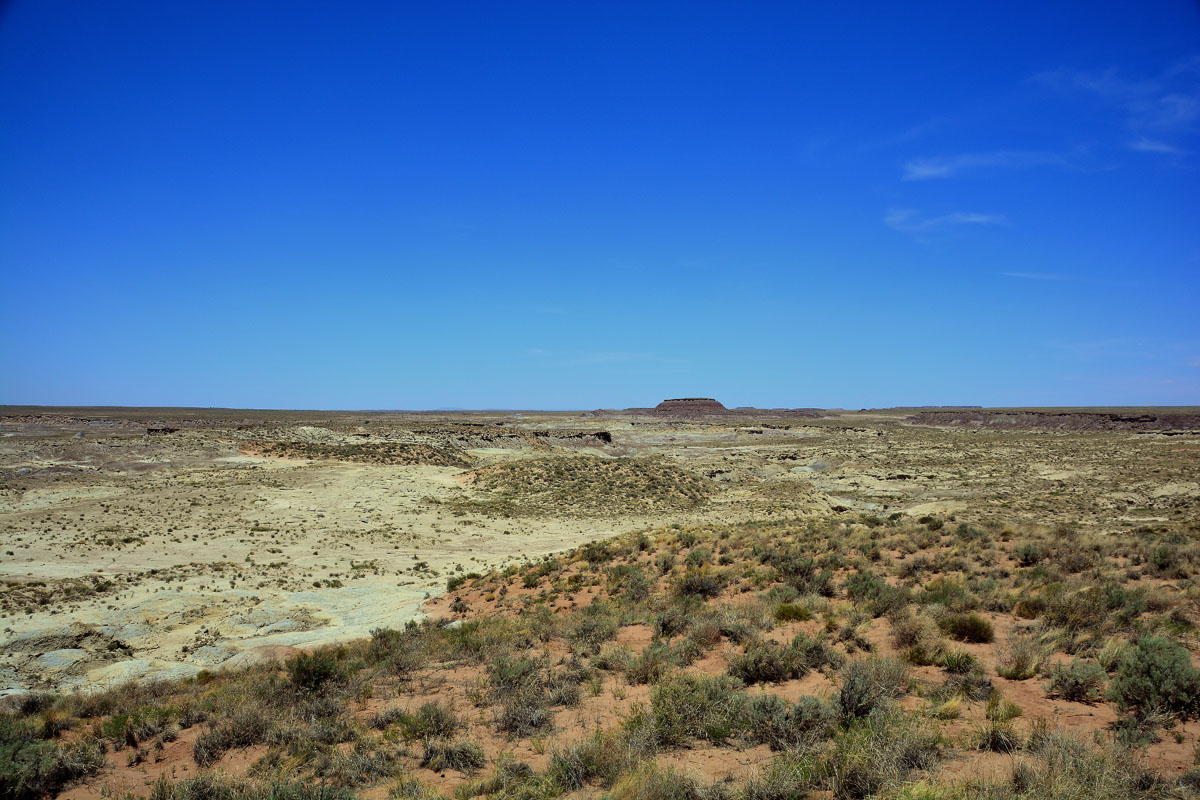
885, 208, 1007, 236
902, 150, 1069, 180
1128, 137, 1188, 155
1037, 57, 1200, 155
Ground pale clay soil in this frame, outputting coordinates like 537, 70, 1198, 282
1, 409, 1196, 696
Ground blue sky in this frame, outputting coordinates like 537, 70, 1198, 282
1, 2, 1197, 409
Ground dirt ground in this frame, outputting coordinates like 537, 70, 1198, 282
2, 405, 1197, 696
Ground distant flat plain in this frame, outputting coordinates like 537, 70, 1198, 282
1, 404, 1196, 694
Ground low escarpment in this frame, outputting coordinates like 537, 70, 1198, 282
459, 455, 712, 515
239, 439, 474, 467
906, 409, 1200, 433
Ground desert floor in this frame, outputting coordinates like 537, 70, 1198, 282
2, 406, 1196, 696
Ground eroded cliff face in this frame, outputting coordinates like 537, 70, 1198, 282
905, 409, 1200, 432
652, 398, 729, 415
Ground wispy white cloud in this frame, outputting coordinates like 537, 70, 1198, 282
1128, 137, 1188, 155
885, 208, 1007, 237
1037, 57, 1200, 155
902, 150, 1069, 180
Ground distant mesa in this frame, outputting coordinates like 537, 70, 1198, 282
590, 398, 825, 418
653, 398, 728, 414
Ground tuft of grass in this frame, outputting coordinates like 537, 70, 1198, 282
649, 672, 748, 747
193, 710, 269, 767
985, 692, 1022, 723
970, 720, 1021, 753
627, 643, 678, 686
419, 738, 486, 773
605, 763, 714, 800
825, 711, 941, 799
376, 702, 460, 740
996, 630, 1047, 680
839, 656, 909, 721
741, 752, 820, 800
775, 602, 813, 622
940, 613, 994, 644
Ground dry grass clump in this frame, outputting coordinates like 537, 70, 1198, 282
995, 629, 1050, 680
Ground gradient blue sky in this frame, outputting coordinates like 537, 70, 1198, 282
2, 2, 1198, 410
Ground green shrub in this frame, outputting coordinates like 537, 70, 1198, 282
684, 546, 711, 568
549, 730, 650, 790
287, 650, 347, 692
605, 564, 652, 603
824, 711, 941, 798
920, 576, 975, 612
568, 604, 620, 655
487, 654, 543, 693
393, 702, 460, 740
1014, 542, 1043, 566
391, 776, 445, 800
446, 572, 481, 592
627, 643, 677, 685
650, 672, 747, 746
1008, 729, 1164, 799
365, 627, 424, 675
593, 644, 633, 673
606, 763, 712, 800
674, 567, 726, 599
652, 603, 693, 639
741, 752, 820, 800
0, 718, 103, 800
844, 570, 910, 617
1107, 635, 1200, 718
792, 632, 845, 673
985, 692, 1022, 723
1150, 545, 1176, 574
838, 656, 908, 721
148, 774, 358, 800
192, 710, 269, 767
309, 741, 407, 787
728, 639, 809, 685
775, 602, 812, 622
495, 684, 553, 737
728, 633, 841, 686
746, 694, 835, 751
1045, 659, 1107, 704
